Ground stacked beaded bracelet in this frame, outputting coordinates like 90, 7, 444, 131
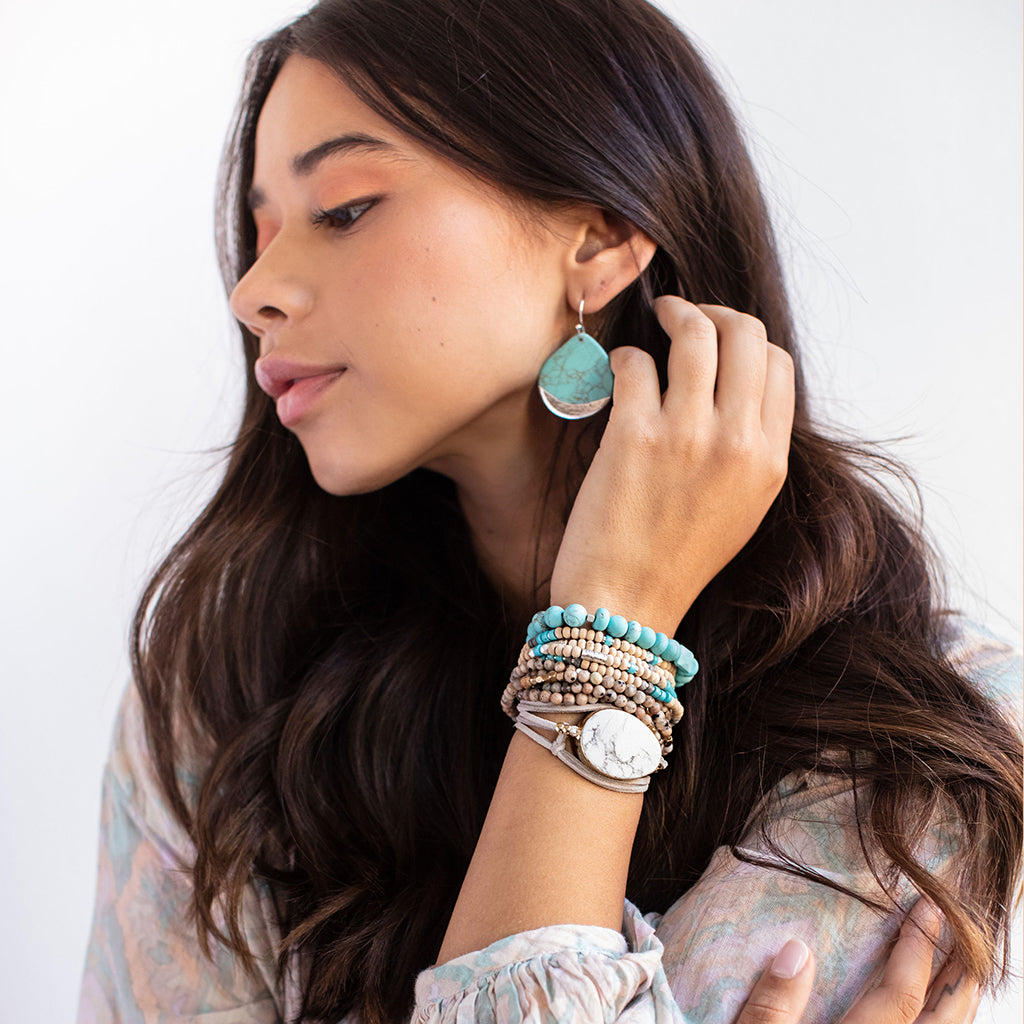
509, 630, 678, 703
503, 634, 681, 749
502, 604, 699, 770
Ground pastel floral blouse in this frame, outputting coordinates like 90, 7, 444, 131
76, 617, 1022, 1024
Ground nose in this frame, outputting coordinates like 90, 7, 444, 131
228, 240, 315, 339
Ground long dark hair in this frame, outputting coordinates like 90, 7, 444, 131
131, 1, 1022, 1021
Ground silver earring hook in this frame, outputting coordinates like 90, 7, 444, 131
575, 298, 585, 335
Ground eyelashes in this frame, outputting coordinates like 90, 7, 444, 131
310, 197, 379, 232
251, 196, 380, 260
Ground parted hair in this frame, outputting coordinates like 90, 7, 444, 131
130, 1, 1023, 1021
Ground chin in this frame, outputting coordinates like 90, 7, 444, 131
303, 445, 419, 497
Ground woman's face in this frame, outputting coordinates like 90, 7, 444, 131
229, 55, 582, 495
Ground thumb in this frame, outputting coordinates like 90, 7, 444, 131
733, 939, 815, 1024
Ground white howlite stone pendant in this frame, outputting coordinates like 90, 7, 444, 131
576, 708, 662, 780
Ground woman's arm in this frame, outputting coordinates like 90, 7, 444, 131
432, 298, 795, 1007
438, 298, 794, 966
436, 717, 643, 962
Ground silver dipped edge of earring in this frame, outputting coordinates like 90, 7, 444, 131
536, 299, 615, 419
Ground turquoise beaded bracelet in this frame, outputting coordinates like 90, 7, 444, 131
526, 604, 699, 687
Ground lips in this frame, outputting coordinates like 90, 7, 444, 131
254, 356, 347, 427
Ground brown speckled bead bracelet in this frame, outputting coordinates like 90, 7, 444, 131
503, 649, 682, 756
511, 634, 677, 686
507, 636, 682, 720
505, 670, 679, 731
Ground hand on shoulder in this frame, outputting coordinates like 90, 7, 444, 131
734, 900, 980, 1024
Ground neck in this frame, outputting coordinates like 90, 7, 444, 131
424, 391, 592, 618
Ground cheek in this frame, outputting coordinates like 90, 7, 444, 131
323, 195, 565, 399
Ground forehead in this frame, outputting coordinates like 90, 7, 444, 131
253, 54, 411, 171
246, 54, 428, 217
247, 52, 544, 230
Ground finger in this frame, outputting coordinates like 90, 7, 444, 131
732, 939, 815, 1024
880, 898, 942, 1001
964, 984, 981, 1024
841, 900, 942, 1024
608, 344, 663, 420
695, 304, 768, 425
654, 296, 719, 414
919, 960, 981, 1024
923, 959, 968, 1014
760, 342, 796, 456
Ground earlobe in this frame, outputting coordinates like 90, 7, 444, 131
566, 210, 658, 315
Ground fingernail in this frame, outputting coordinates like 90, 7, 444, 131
770, 938, 810, 979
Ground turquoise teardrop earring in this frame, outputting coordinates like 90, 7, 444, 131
537, 300, 614, 419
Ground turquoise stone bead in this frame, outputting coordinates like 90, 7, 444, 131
527, 620, 541, 641
563, 603, 587, 628
662, 639, 681, 663
624, 620, 642, 644
650, 632, 668, 657
675, 649, 698, 683
636, 626, 656, 649
606, 614, 627, 637
627, 665, 637, 674
537, 330, 614, 419
544, 605, 564, 628
592, 607, 610, 632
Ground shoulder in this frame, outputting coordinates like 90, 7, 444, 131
934, 612, 1022, 722
102, 677, 201, 864
82, 680, 294, 1020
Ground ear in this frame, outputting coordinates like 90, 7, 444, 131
563, 208, 657, 317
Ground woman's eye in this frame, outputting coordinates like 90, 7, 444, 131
311, 198, 378, 232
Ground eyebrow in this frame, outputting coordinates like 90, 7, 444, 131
245, 132, 399, 212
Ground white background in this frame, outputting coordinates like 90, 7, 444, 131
0, 0, 1019, 1020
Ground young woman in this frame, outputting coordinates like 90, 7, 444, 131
76, 1, 1022, 1022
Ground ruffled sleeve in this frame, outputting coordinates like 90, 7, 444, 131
413, 903, 685, 1023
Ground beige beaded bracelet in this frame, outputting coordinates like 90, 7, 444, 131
518, 626, 680, 681
509, 651, 678, 714
512, 643, 676, 695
